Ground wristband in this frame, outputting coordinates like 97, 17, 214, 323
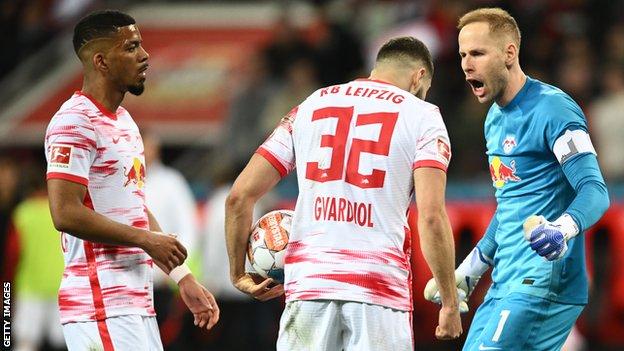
168, 263, 192, 284
456, 247, 492, 277
553, 213, 580, 240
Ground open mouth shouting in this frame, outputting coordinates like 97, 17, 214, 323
467, 78, 485, 98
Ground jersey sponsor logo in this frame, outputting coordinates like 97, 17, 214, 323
437, 138, 451, 162
313, 196, 374, 228
49, 144, 72, 168
489, 156, 521, 188
503, 135, 516, 154
123, 157, 146, 188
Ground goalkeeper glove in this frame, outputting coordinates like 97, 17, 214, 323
523, 213, 579, 261
423, 246, 492, 313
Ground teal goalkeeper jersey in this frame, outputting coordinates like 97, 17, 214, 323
484, 77, 594, 304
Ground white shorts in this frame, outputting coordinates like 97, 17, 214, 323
277, 300, 413, 351
62, 315, 162, 351
14, 298, 65, 348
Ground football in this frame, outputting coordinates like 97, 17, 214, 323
247, 209, 293, 284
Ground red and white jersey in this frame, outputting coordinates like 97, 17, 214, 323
257, 79, 451, 311
45, 91, 154, 324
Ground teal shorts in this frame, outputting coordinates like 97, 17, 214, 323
463, 292, 584, 351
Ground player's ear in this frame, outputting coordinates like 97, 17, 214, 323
504, 42, 517, 67
409, 67, 428, 99
411, 67, 426, 87
92, 52, 109, 72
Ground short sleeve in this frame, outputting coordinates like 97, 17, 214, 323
412, 107, 451, 172
44, 113, 97, 186
543, 94, 596, 164
255, 106, 297, 177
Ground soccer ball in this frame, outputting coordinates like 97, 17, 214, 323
247, 209, 293, 284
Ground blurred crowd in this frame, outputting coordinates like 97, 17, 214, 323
209, 0, 624, 186
0, 0, 95, 85
1, 0, 623, 350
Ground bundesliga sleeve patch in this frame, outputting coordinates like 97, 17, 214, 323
49, 144, 73, 168
278, 105, 298, 133
437, 138, 451, 163
553, 129, 596, 164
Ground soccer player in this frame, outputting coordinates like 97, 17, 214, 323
45, 10, 219, 350
225, 36, 462, 350
424, 8, 610, 351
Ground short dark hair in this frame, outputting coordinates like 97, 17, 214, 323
375, 36, 434, 76
73, 10, 136, 55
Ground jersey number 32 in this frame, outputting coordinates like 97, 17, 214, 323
305, 106, 398, 189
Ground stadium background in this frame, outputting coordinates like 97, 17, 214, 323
0, 0, 623, 350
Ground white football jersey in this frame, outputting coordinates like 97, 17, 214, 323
45, 91, 154, 324
258, 79, 451, 311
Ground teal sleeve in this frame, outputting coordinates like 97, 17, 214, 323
476, 214, 498, 260
543, 93, 588, 150
561, 153, 610, 232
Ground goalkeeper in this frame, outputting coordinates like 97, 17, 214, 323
425, 8, 610, 351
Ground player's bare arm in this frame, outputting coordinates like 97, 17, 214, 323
424, 218, 496, 313
413, 167, 462, 340
225, 154, 283, 301
48, 178, 186, 272
145, 207, 182, 273
146, 208, 220, 330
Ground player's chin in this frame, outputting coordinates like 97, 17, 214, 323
476, 94, 491, 103
473, 89, 492, 103
128, 83, 145, 96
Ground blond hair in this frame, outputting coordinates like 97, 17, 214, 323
458, 8, 521, 48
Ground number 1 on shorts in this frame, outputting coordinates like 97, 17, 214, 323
492, 310, 510, 342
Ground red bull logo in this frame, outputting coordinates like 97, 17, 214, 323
123, 157, 146, 188
489, 156, 520, 188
